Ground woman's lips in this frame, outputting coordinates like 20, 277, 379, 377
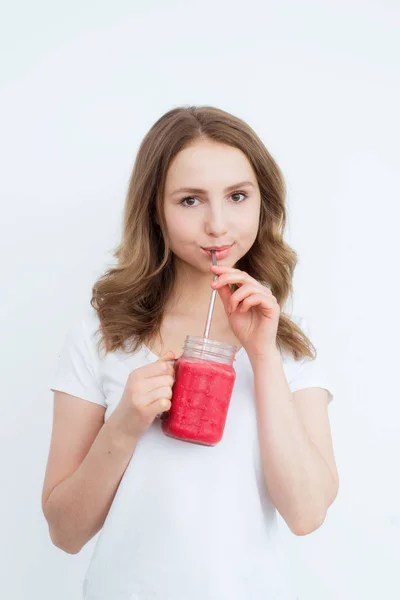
201, 244, 233, 259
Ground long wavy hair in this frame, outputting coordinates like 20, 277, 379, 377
91, 105, 316, 362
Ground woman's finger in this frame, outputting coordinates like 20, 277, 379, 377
229, 283, 261, 313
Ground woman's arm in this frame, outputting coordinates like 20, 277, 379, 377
42, 391, 138, 554
250, 350, 339, 536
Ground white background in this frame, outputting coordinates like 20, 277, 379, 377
1, 1, 399, 599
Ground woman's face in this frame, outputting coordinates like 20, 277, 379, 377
163, 138, 261, 274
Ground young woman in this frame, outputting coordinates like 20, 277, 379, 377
42, 105, 339, 600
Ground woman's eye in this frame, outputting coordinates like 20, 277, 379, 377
231, 192, 247, 203
180, 192, 247, 207
180, 196, 199, 207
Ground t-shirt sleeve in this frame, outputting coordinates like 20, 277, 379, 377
49, 316, 107, 407
288, 316, 334, 404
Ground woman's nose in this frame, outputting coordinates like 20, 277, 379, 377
204, 212, 228, 236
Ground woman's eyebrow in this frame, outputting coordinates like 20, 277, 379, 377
170, 181, 255, 196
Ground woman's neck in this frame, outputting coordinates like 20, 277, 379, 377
165, 288, 228, 324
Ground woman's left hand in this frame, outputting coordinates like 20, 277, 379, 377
210, 264, 280, 358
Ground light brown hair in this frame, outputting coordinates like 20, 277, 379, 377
91, 105, 316, 361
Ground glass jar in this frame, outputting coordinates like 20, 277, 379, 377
161, 335, 237, 446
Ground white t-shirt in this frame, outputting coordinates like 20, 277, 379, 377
49, 306, 334, 600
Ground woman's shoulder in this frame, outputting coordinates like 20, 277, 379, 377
79, 304, 146, 365
80, 304, 102, 336
60, 305, 104, 364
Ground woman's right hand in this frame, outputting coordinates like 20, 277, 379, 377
109, 350, 176, 440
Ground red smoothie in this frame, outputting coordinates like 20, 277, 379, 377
161, 356, 236, 446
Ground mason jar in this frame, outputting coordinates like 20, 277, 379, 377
161, 335, 237, 446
